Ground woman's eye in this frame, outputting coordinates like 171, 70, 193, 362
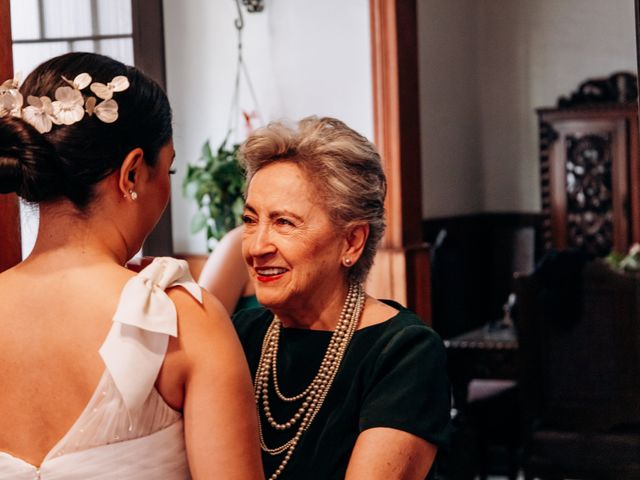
242, 215, 256, 224
276, 218, 295, 227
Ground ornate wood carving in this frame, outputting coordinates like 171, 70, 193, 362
538, 73, 640, 257
0, 0, 22, 273
539, 119, 557, 252
538, 105, 638, 257
564, 132, 615, 256
558, 72, 638, 108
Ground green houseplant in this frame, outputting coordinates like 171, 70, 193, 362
606, 243, 640, 272
182, 140, 245, 250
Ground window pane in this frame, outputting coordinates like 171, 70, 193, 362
42, 0, 93, 38
10, 0, 41, 41
13, 42, 70, 77
72, 39, 98, 53
97, 0, 132, 35
98, 38, 134, 65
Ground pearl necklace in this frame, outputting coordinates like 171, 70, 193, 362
254, 283, 366, 480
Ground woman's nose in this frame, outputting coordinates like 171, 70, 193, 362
247, 223, 276, 257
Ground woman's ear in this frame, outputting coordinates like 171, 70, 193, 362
118, 148, 144, 199
342, 223, 370, 265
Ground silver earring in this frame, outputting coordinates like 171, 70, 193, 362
129, 190, 138, 201
344, 258, 352, 266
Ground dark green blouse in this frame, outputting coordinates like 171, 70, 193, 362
233, 294, 261, 315
233, 301, 451, 480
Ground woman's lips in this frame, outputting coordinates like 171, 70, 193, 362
255, 267, 287, 283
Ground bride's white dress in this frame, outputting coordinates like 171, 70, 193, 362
0, 257, 201, 479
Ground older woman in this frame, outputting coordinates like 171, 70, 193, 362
233, 117, 451, 480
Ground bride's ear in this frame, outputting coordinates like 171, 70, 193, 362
117, 148, 144, 199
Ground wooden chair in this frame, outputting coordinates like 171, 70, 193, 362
514, 258, 640, 480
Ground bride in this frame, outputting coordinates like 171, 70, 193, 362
0, 52, 263, 479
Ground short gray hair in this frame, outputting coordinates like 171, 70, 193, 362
239, 116, 387, 284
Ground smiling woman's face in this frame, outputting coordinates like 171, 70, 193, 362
241, 161, 347, 318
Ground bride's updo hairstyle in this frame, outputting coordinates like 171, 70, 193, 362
0, 52, 172, 211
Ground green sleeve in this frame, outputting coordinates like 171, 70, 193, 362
359, 325, 451, 449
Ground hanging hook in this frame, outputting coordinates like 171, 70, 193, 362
234, 0, 245, 31
226, 0, 264, 144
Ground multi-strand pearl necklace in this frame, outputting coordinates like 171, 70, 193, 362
254, 282, 366, 480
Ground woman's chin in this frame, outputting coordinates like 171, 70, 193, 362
255, 290, 290, 312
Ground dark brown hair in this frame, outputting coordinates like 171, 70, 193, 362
0, 52, 172, 210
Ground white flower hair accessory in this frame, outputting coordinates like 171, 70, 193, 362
90, 75, 129, 100
0, 72, 129, 133
0, 77, 24, 118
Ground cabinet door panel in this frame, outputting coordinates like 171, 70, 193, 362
547, 118, 629, 256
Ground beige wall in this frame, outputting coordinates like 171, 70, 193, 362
418, 0, 483, 218
419, 0, 637, 218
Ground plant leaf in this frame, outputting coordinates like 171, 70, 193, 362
201, 140, 213, 161
190, 211, 207, 234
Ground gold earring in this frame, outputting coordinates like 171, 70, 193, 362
344, 258, 352, 266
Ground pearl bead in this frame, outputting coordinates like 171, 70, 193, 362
255, 283, 364, 479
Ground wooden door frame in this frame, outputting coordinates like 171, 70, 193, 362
368, 0, 431, 321
0, 0, 22, 273
131, 0, 173, 256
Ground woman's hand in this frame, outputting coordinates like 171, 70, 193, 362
345, 427, 437, 479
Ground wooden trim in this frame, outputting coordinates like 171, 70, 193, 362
131, 0, 173, 256
0, 0, 22, 273
423, 212, 543, 238
369, 0, 423, 247
131, 0, 167, 89
636, 0, 640, 148
612, 119, 630, 252
549, 127, 568, 250
629, 112, 640, 243
405, 244, 432, 321
369, 0, 430, 321
635, 0, 640, 244
370, 0, 401, 247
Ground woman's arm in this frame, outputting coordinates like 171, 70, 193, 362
344, 322, 450, 480
164, 288, 264, 479
345, 427, 437, 479
198, 226, 250, 315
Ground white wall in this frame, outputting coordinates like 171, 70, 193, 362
164, 0, 373, 254
478, 0, 637, 212
418, 0, 483, 218
418, 0, 637, 217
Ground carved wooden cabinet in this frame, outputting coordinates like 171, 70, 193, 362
537, 104, 639, 256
